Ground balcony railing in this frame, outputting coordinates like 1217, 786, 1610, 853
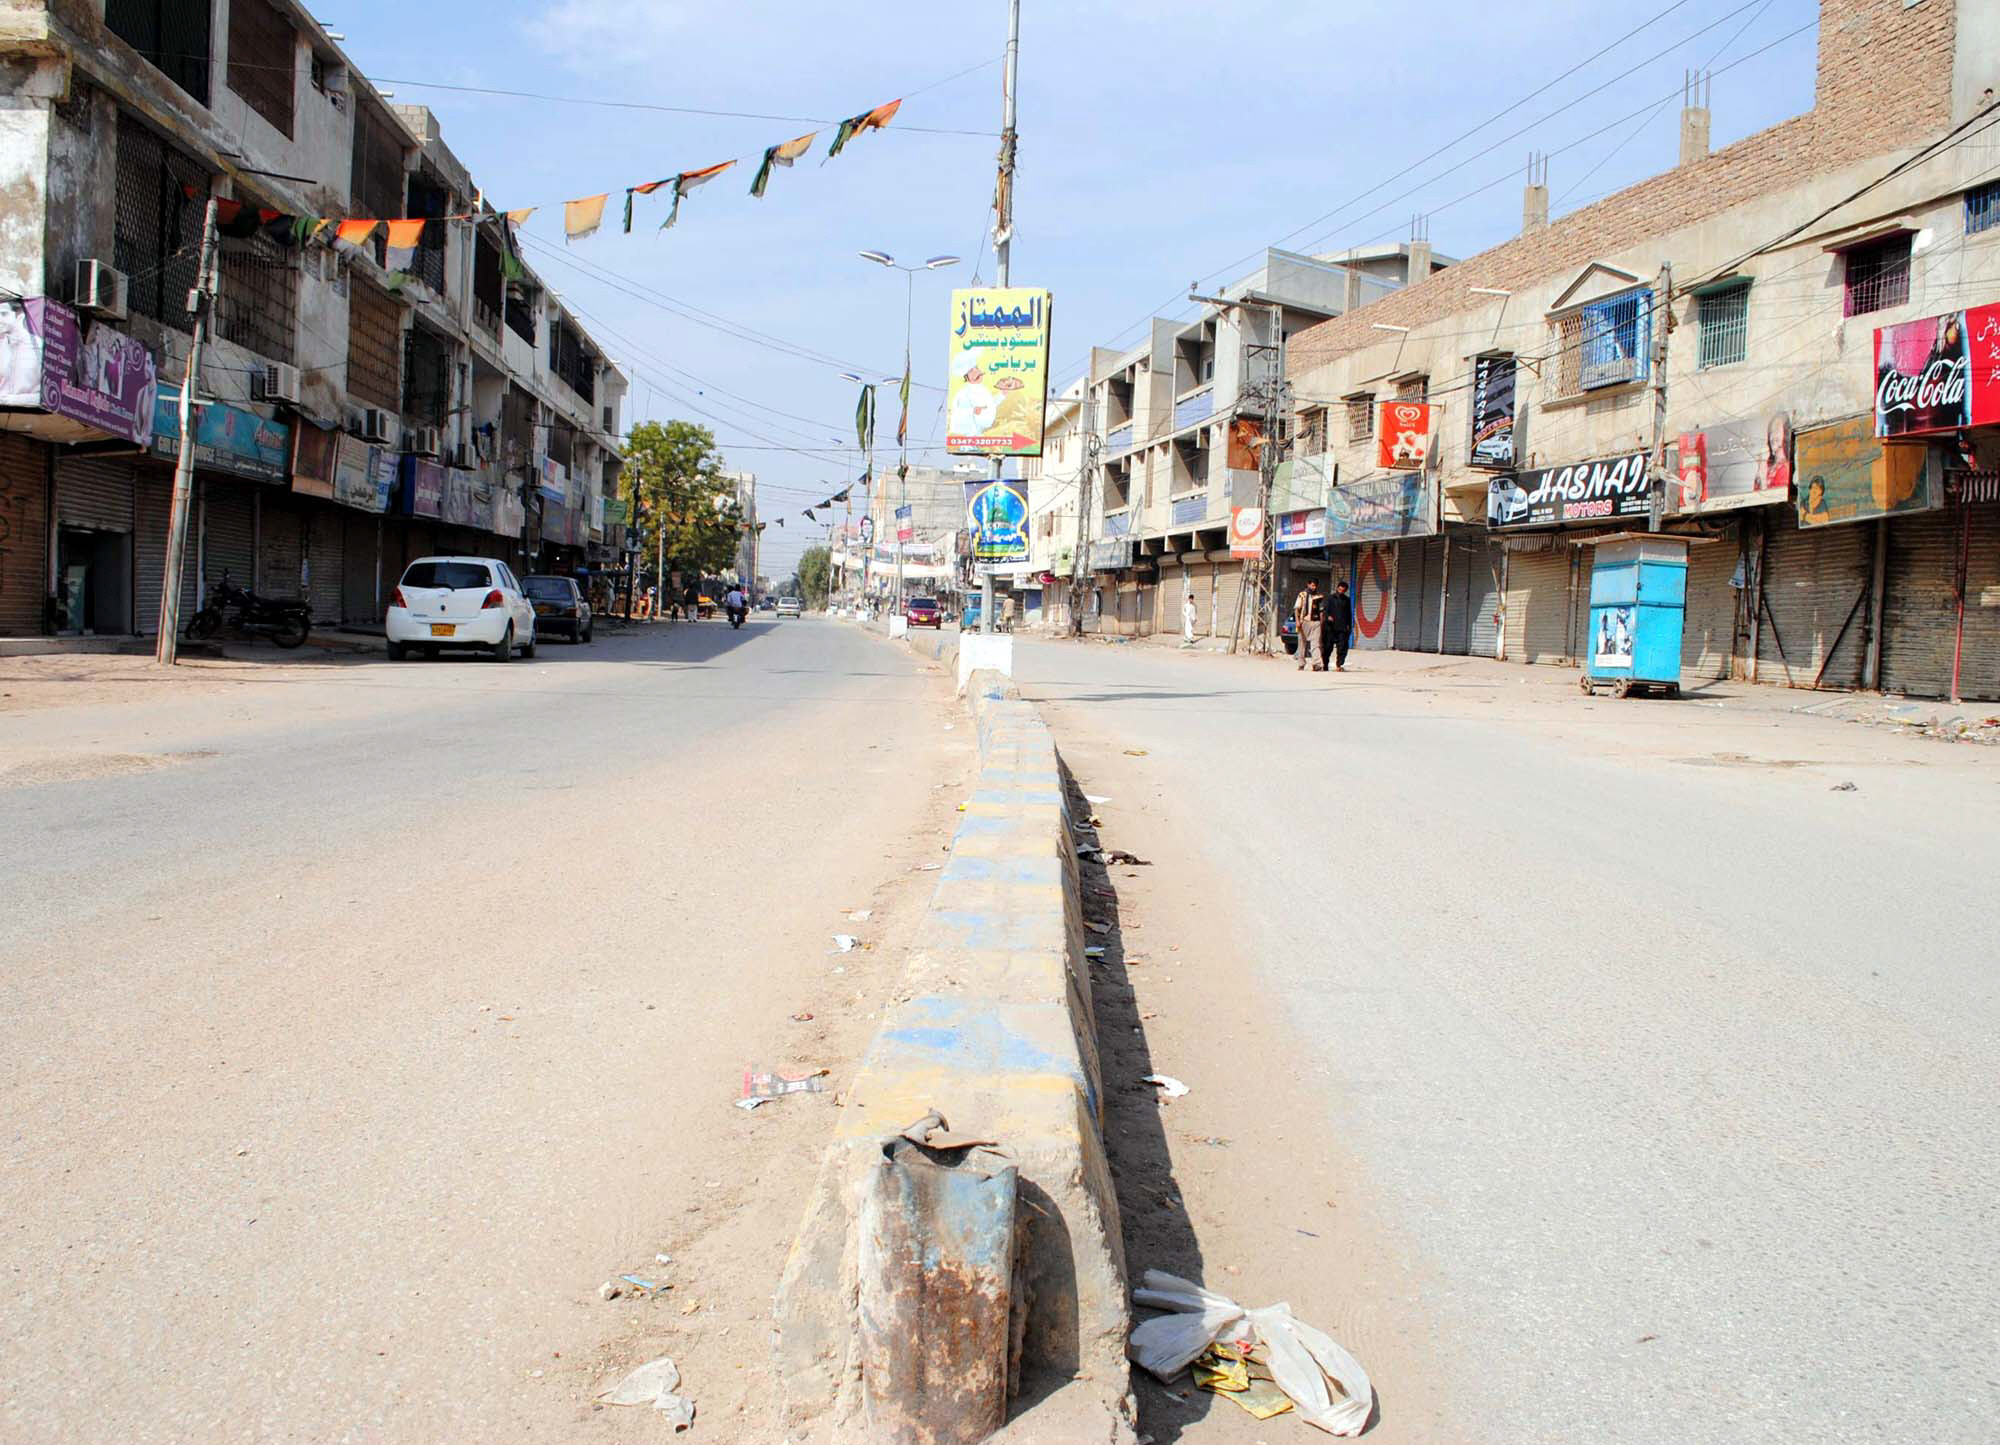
1170, 493, 1208, 526
1104, 423, 1133, 456
1102, 510, 1132, 537
1172, 386, 1213, 430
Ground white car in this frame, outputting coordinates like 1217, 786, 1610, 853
775, 596, 803, 618
385, 556, 537, 661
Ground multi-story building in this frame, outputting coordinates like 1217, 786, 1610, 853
0, 0, 625, 638
1283, 0, 1997, 701
1021, 378, 1084, 628
1076, 245, 1446, 638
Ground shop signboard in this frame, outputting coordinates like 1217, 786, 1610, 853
538, 456, 568, 504
0, 297, 157, 446
291, 421, 338, 499
332, 433, 392, 512
1795, 415, 1935, 528
1486, 449, 1651, 529
1228, 506, 1263, 559
1874, 303, 2000, 437
1273, 508, 1327, 552
601, 496, 628, 529
441, 467, 484, 528
1468, 353, 1517, 469
945, 287, 1053, 456
399, 455, 445, 519
1672, 415, 1792, 513
1325, 472, 1436, 542
964, 476, 1029, 561
150, 382, 290, 482
1088, 538, 1133, 571
1376, 400, 1432, 471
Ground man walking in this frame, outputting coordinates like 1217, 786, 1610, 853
1293, 578, 1321, 670
1323, 578, 1355, 673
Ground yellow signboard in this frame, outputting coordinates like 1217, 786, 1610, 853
945, 287, 1052, 457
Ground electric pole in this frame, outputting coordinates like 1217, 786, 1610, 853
980, 0, 1020, 636
156, 196, 220, 666
1189, 291, 1286, 655
1068, 387, 1098, 636
1646, 261, 1673, 532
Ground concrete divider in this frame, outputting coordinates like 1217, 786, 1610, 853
773, 653, 1135, 1444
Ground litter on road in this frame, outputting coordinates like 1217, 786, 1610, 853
620, 1274, 661, 1292
1086, 794, 1112, 804
831, 934, 859, 952
846, 908, 873, 921
1124, 749, 1150, 756
791, 1011, 815, 1022
1085, 945, 1107, 959
598, 1355, 696, 1430
1086, 920, 1112, 934
912, 862, 943, 871
741, 1066, 830, 1105
1106, 850, 1151, 866
1145, 1074, 1190, 1098
1831, 781, 1859, 792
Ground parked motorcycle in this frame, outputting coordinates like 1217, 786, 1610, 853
186, 571, 312, 649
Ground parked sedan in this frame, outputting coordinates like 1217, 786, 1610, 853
905, 596, 943, 628
775, 596, 803, 618
524, 574, 593, 642
385, 556, 537, 661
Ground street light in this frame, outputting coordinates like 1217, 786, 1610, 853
857, 251, 960, 615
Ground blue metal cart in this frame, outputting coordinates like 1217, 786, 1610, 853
1578, 534, 1688, 699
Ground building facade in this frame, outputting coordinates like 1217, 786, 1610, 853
0, 0, 625, 638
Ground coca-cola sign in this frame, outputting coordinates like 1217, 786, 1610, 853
1874, 303, 2000, 437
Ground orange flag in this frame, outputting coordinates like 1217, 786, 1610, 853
384, 218, 426, 270
335, 219, 379, 245
564, 194, 609, 241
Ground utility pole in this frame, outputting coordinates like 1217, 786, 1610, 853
981, 0, 1020, 637
1068, 387, 1098, 636
1189, 291, 1286, 655
156, 196, 220, 666
1647, 261, 1673, 532
655, 498, 665, 619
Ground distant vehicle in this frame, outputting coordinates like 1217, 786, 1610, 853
386, 556, 537, 662
905, 596, 942, 629
775, 596, 803, 618
523, 574, 592, 643
959, 596, 981, 630
697, 593, 717, 619
758, 596, 776, 612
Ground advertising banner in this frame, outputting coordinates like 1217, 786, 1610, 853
291, 421, 338, 499
1228, 507, 1264, 559
601, 496, 628, 529
946, 287, 1052, 457
1227, 418, 1264, 472
0, 298, 157, 446
538, 455, 569, 504
1486, 449, 1651, 529
1376, 400, 1432, 471
1672, 415, 1791, 513
895, 503, 913, 543
453, 468, 493, 529
1874, 304, 2000, 437
1795, 416, 1934, 528
859, 515, 875, 545
151, 382, 291, 482
963, 476, 1030, 561
333, 434, 392, 513
1325, 472, 1436, 543
400, 455, 445, 518
1088, 538, 1133, 571
1274, 508, 1327, 552
1469, 353, 1517, 469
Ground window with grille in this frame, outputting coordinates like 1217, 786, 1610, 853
402, 325, 451, 427
1965, 180, 2000, 237
350, 103, 407, 269
217, 228, 297, 365
405, 174, 451, 295
547, 318, 596, 404
105, 0, 210, 106
113, 113, 209, 330
1553, 289, 1651, 395
473, 231, 503, 336
1696, 282, 1750, 369
1345, 392, 1374, 442
227, 0, 295, 138
1843, 234, 1911, 317
1298, 407, 1326, 455
347, 281, 404, 412
1394, 375, 1428, 400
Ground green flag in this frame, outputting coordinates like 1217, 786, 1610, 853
855, 385, 876, 452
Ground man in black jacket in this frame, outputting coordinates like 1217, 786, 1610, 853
1322, 579, 1355, 673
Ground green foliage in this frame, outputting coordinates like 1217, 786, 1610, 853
796, 546, 832, 608
620, 420, 743, 578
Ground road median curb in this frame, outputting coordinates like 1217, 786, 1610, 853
773, 645, 1135, 1444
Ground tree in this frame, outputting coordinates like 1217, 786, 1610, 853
797, 546, 831, 609
621, 420, 744, 583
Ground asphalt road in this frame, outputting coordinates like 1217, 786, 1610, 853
0, 618, 961, 1443
1014, 637, 1999, 1445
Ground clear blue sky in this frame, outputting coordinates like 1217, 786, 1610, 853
339, 0, 1822, 574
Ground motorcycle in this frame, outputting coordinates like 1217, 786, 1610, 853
186, 571, 312, 649
727, 602, 746, 629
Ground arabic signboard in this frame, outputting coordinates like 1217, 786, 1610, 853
1795, 416, 1935, 529
1376, 400, 1432, 471
291, 422, 338, 499
151, 381, 290, 482
1088, 538, 1133, 571
0, 298, 157, 445
1229, 507, 1263, 559
964, 477, 1029, 562
1325, 472, 1437, 543
1874, 303, 2000, 436
1672, 416, 1791, 514
1485, 449, 1651, 529
399, 455, 445, 518
332, 433, 393, 513
1469, 353, 1517, 469
946, 287, 1052, 457
1273, 508, 1327, 552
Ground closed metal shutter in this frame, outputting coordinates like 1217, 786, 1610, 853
341, 512, 379, 623
202, 479, 257, 599
1183, 563, 1213, 637
1392, 535, 1445, 652
134, 473, 172, 634
1681, 528, 1740, 681
1135, 576, 1157, 635
1757, 514, 1870, 689
56, 456, 137, 531
1508, 545, 1571, 664
305, 506, 343, 624
260, 496, 308, 602
1879, 510, 1963, 699
1213, 561, 1247, 643
1570, 542, 1597, 664
1962, 503, 2000, 702
0, 433, 50, 635
1352, 542, 1395, 649
1464, 535, 1503, 659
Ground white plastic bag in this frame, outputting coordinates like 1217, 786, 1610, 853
1249, 1304, 1372, 1436
1129, 1303, 1245, 1380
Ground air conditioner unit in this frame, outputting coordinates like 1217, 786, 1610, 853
359, 409, 392, 444
254, 362, 302, 406
444, 442, 472, 469
408, 426, 442, 458
74, 259, 128, 320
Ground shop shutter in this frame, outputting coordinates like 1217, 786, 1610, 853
1135, 576, 1157, 635
1352, 542, 1395, 650
134, 473, 171, 634
341, 512, 380, 623
1462, 535, 1503, 658
1394, 539, 1425, 650
1878, 510, 1964, 699
1213, 561, 1248, 644
202, 480, 257, 599
1681, 528, 1740, 681
1440, 533, 1473, 655
1959, 503, 2000, 702
1756, 513, 1871, 689
0, 433, 50, 635
1509, 546, 1572, 664
56, 456, 138, 531
1183, 563, 1213, 637
305, 505, 343, 624
260, 496, 308, 601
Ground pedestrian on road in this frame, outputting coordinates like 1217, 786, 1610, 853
1324, 579, 1355, 673
683, 581, 700, 621
1294, 579, 1322, 670
1181, 585, 1197, 648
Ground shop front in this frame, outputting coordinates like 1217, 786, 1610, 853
331, 432, 395, 625
1486, 449, 1653, 666
1324, 469, 1435, 652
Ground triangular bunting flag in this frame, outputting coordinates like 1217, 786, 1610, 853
775, 518, 785, 527
751, 130, 817, 197
335, 219, 380, 246
833, 487, 850, 503
499, 217, 528, 281
825, 99, 902, 159
662, 160, 736, 230
505, 207, 536, 225
384, 218, 426, 272
564, 193, 609, 241
804, 508, 816, 521
624, 178, 671, 234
